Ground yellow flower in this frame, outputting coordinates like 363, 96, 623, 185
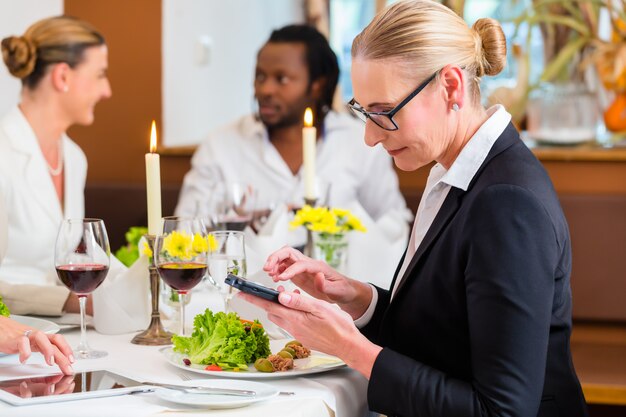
331, 208, 350, 218
289, 205, 327, 230
207, 234, 218, 252
346, 213, 367, 232
290, 206, 366, 235
163, 230, 193, 260
192, 233, 208, 253
310, 222, 341, 234
141, 240, 153, 258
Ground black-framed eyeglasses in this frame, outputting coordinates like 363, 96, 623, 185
347, 71, 438, 131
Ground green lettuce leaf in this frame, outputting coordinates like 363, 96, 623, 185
0, 295, 10, 317
172, 309, 270, 370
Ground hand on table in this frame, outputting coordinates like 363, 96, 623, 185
0, 316, 74, 375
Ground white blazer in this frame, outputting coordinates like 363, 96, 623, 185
0, 106, 87, 315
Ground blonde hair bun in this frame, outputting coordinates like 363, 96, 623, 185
1, 36, 37, 79
472, 17, 507, 77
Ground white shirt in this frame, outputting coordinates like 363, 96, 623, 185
355, 105, 512, 327
175, 112, 410, 222
0, 106, 87, 315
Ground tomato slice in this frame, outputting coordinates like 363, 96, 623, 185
204, 364, 222, 371
240, 319, 263, 328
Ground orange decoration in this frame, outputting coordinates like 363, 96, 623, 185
604, 92, 626, 132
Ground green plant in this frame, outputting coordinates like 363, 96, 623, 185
114, 226, 148, 267
513, 0, 626, 87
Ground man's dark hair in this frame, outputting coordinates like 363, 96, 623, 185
268, 24, 339, 119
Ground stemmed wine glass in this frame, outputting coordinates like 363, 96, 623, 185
197, 217, 221, 291
154, 217, 207, 336
207, 231, 247, 312
55, 218, 110, 359
215, 183, 257, 231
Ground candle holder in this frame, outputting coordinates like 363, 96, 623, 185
303, 197, 318, 258
131, 235, 173, 345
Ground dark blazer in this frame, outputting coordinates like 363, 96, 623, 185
362, 123, 588, 417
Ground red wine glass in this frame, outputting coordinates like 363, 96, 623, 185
155, 217, 207, 336
55, 218, 110, 359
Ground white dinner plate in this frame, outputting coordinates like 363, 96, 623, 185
0, 315, 60, 357
29, 313, 93, 331
161, 339, 345, 379
8, 315, 60, 334
155, 379, 279, 409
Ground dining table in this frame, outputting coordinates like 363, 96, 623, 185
0, 286, 372, 417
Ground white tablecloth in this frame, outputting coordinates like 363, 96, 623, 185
0, 288, 371, 417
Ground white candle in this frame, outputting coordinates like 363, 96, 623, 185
145, 120, 162, 235
303, 107, 316, 201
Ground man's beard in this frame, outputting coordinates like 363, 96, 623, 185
261, 110, 303, 130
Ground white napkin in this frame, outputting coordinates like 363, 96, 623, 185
344, 202, 409, 290
0, 195, 6, 264
92, 254, 150, 334
244, 204, 290, 275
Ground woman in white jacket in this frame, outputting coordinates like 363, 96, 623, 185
0, 195, 74, 374
0, 16, 112, 316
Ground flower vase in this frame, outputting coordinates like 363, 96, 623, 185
313, 232, 349, 272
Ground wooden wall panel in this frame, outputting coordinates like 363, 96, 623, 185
64, 0, 189, 185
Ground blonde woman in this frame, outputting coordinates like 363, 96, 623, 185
0, 16, 112, 316
241, 1, 588, 416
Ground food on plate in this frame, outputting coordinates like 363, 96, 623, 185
252, 340, 311, 373
172, 309, 270, 371
253, 358, 276, 372
285, 340, 311, 359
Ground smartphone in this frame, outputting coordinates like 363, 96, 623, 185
0, 370, 153, 406
225, 274, 280, 303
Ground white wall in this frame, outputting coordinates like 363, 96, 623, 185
162, 0, 304, 147
0, 0, 63, 116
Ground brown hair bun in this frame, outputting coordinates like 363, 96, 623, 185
472, 17, 507, 77
1, 36, 37, 79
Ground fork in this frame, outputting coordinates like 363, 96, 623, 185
178, 372, 295, 396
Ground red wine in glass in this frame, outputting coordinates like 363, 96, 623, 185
157, 262, 206, 292
56, 264, 109, 295
55, 218, 110, 359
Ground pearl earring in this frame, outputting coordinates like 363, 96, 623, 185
452, 103, 459, 112
63, 86, 69, 93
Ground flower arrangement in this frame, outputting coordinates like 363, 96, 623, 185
159, 230, 216, 261
513, 1, 626, 131
289, 205, 367, 235
290, 206, 366, 270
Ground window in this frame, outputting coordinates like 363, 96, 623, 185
329, 0, 544, 103
329, 0, 376, 101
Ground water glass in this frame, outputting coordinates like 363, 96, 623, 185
207, 231, 247, 312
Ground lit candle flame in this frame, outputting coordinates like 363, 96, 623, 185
304, 108, 313, 127
150, 120, 157, 153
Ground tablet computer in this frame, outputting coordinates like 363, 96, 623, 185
0, 370, 154, 406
